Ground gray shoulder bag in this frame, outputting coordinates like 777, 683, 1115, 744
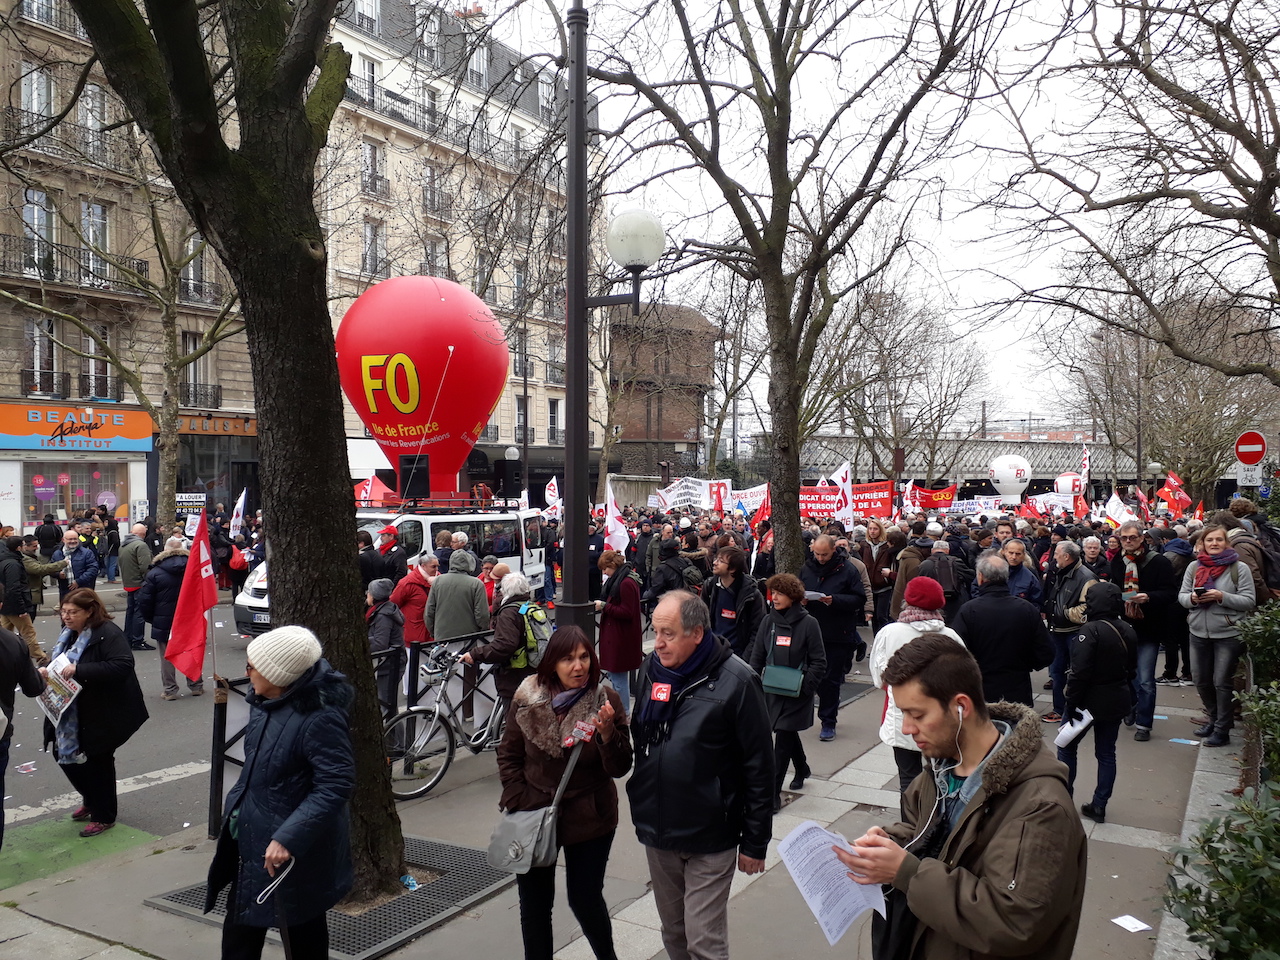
487, 739, 584, 874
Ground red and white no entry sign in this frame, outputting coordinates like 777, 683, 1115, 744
1235, 430, 1267, 466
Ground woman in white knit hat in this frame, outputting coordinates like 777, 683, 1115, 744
204, 625, 354, 959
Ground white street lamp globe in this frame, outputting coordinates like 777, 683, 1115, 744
605, 209, 665, 269
1147, 461, 1163, 476
505, 446, 520, 461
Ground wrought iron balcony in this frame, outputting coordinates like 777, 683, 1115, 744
361, 254, 390, 279
360, 173, 391, 199
179, 382, 222, 408
479, 424, 499, 442
2, 107, 132, 171
178, 277, 224, 305
22, 368, 69, 398
546, 362, 566, 384
547, 426, 564, 445
515, 425, 535, 443
422, 188, 454, 220
79, 373, 122, 401
18, 0, 88, 38
353, 11, 378, 35
0, 233, 148, 293
512, 356, 536, 379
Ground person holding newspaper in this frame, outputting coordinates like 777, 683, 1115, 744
40, 588, 149, 838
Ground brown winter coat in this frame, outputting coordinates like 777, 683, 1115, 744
882, 702, 1087, 960
496, 678, 633, 848
890, 543, 931, 619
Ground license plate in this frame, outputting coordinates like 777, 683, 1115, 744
253, 612, 270, 624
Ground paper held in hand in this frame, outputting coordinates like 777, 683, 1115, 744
36, 653, 82, 725
1053, 709, 1094, 749
803, 591, 826, 601
779, 820, 886, 946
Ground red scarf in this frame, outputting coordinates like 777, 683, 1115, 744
1193, 548, 1240, 589
379, 538, 396, 556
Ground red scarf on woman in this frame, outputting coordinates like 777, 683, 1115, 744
1193, 548, 1239, 589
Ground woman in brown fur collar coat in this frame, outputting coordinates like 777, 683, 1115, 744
496, 625, 633, 960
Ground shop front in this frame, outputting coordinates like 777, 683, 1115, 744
0, 400, 152, 533
169, 414, 260, 518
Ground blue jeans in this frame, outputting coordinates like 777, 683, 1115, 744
1049, 631, 1072, 715
1131, 641, 1159, 729
1190, 634, 1243, 736
605, 670, 631, 715
123, 589, 144, 645
1058, 716, 1121, 809
105, 555, 118, 581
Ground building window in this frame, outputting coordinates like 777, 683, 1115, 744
80, 200, 110, 285
513, 260, 528, 308
358, 56, 378, 98
20, 62, 54, 118
183, 330, 210, 384
77, 83, 108, 162
24, 317, 57, 394
362, 220, 387, 277
547, 334, 565, 383
361, 141, 389, 197
548, 398, 560, 442
516, 395, 527, 437
539, 75, 556, 123
22, 188, 55, 279
81, 323, 113, 399
354, 0, 378, 33
421, 8, 440, 63
424, 87, 439, 126
476, 250, 495, 303
468, 44, 489, 88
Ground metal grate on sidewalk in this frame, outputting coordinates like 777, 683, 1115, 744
143, 836, 513, 960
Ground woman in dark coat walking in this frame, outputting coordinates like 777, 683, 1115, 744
747, 573, 827, 812
497, 625, 632, 960
136, 538, 203, 699
594, 550, 643, 711
205, 625, 354, 960
1060, 580, 1138, 824
366, 577, 405, 719
41, 588, 149, 837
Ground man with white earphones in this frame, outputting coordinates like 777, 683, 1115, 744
834, 634, 1087, 960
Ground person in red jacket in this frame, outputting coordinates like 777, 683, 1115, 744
390, 555, 438, 646
594, 550, 643, 711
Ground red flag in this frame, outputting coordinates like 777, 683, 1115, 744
1193, 500, 1204, 521
166, 512, 218, 683
1074, 494, 1089, 517
1134, 487, 1152, 522
1156, 471, 1193, 511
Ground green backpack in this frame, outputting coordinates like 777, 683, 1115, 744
508, 601, 553, 669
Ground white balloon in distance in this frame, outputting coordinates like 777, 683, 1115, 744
1054, 472, 1085, 495
989, 455, 1032, 504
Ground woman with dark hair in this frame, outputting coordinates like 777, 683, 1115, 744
747, 573, 826, 812
594, 550, 643, 710
41, 588, 148, 837
497, 625, 633, 960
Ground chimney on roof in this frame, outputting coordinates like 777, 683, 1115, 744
455, 2, 486, 21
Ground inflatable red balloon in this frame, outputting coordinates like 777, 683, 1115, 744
336, 276, 509, 495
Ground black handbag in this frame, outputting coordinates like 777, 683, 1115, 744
760, 624, 805, 698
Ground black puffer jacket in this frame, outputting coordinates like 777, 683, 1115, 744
1064, 581, 1137, 724
135, 549, 188, 642
205, 661, 355, 928
799, 554, 866, 647
0, 542, 33, 616
627, 636, 774, 860
951, 584, 1054, 708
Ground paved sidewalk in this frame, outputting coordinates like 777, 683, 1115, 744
0, 679, 1231, 960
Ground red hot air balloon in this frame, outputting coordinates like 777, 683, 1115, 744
336, 276, 509, 495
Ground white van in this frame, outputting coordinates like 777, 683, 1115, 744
233, 504, 546, 636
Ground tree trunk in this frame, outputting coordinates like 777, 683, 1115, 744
223, 225, 406, 898
768, 340, 804, 575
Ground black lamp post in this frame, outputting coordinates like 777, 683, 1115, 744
559, 1, 664, 639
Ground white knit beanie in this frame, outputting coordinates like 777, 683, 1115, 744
247, 625, 322, 687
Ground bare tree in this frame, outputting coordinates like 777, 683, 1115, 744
68, 0, 405, 899
587, 0, 1015, 572
701, 271, 768, 479
991, 0, 1280, 387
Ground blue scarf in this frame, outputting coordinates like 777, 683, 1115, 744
49, 626, 93, 764
636, 633, 718, 748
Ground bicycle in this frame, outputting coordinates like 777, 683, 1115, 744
383, 640, 508, 800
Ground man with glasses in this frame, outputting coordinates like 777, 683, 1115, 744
1109, 521, 1177, 741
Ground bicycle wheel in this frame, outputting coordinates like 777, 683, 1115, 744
384, 707, 454, 800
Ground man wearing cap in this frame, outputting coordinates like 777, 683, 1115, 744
377, 525, 408, 584
206, 625, 354, 958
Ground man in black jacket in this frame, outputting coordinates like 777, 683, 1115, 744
700, 545, 766, 658
1109, 521, 1178, 742
629, 591, 773, 960
951, 552, 1053, 707
1043, 541, 1096, 723
801, 534, 866, 741
1, 610, 45, 848
356, 531, 383, 589
0, 538, 40, 664
34, 514, 62, 562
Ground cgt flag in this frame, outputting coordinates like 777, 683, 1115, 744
166, 511, 218, 683
1157, 471, 1193, 511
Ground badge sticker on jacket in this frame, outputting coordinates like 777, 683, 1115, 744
651, 682, 672, 702
776, 634, 792, 647
721, 609, 737, 619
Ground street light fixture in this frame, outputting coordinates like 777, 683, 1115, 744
560, 0, 665, 640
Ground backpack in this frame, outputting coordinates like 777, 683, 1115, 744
1237, 533, 1280, 598
933, 556, 959, 599
508, 601, 553, 669
681, 561, 704, 588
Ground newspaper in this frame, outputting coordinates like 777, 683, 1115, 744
36, 653, 82, 725
778, 820, 886, 946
